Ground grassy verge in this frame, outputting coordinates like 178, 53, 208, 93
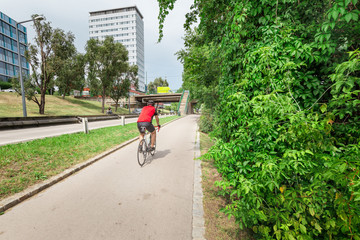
0, 115, 180, 200
200, 132, 251, 239
0, 92, 129, 117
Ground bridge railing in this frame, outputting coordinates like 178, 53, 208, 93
184, 91, 190, 114
177, 90, 185, 114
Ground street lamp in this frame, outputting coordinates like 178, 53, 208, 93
15, 15, 44, 117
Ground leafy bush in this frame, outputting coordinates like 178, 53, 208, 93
0, 81, 12, 90
208, 89, 360, 239
158, 0, 360, 238
199, 114, 213, 133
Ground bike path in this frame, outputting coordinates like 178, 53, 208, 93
0, 115, 200, 240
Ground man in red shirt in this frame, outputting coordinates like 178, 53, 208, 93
137, 100, 160, 151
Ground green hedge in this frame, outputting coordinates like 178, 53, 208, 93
0, 81, 12, 90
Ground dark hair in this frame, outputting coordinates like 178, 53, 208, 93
147, 100, 154, 106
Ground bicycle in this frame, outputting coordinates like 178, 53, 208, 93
137, 126, 159, 166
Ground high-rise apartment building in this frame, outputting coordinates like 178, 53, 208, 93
89, 6, 145, 92
0, 11, 29, 82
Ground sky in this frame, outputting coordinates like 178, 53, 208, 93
2, 0, 194, 91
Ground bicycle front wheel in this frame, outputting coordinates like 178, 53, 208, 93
137, 139, 147, 166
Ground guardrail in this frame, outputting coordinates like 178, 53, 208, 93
0, 113, 176, 130
0, 114, 138, 130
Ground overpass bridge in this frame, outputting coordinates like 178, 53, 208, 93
134, 93, 182, 104
131, 91, 197, 115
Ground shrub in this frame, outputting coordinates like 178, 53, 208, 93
199, 109, 214, 133
0, 81, 12, 90
207, 91, 360, 240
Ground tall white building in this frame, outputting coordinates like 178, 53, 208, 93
89, 6, 145, 92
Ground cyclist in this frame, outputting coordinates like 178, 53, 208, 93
137, 100, 160, 151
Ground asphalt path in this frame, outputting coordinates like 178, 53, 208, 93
0, 115, 199, 240
0, 115, 172, 146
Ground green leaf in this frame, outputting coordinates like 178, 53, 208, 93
300, 224, 307, 234
289, 233, 296, 240
309, 207, 315, 216
339, 7, 346, 15
332, 10, 339, 20
320, 104, 327, 113
345, 13, 353, 23
305, 150, 314, 155
315, 223, 322, 233
330, 22, 336, 29
339, 163, 347, 172
352, 12, 359, 21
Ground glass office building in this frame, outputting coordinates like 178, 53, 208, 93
89, 6, 145, 92
0, 11, 29, 82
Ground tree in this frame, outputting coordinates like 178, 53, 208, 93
176, 28, 220, 110
110, 65, 138, 112
85, 36, 128, 113
52, 29, 85, 99
147, 77, 169, 94
12, 15, 76, 114
175, 87, 183, 93
157, 0, 360, 238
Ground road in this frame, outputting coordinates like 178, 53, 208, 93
0, 115, 199, 240
0, 115, 172, 146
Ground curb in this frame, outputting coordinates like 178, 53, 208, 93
0, 116, 183, 213
192, 128, 206, 240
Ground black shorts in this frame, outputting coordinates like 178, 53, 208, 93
137, 122, 155, 133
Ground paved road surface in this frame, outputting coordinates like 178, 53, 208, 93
0, 115, 199, 240
0, 115, 172, 146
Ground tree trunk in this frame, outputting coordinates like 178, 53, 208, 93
39, 91, 46, 114
115, 100, 119, 112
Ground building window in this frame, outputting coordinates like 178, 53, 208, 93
13, 53, 18, 65
5, 50, 13, 63
18, 32, 26, 44
12, 39, 17, 52
0, 35, 4, 47
21, 56, 27, 68
3, 22, 10, 36
20, 44, 26, 55
6, 63, 15, 76
4, 36, 11, 49
0, 48, 5, 61
10, 26, 16, 38
0, 62, 6, 74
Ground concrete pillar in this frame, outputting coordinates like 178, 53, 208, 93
82, 118, 89, 134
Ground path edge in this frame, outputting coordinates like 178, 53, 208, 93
192, 126, 206, 240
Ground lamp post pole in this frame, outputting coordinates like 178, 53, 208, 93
15, 22, 27, 117
15, 16, 44, 117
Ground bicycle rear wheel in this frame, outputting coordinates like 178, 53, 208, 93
137, 139, 147, 166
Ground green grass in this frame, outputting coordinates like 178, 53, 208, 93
0, 92, 129, 117
0, 115, 180, 200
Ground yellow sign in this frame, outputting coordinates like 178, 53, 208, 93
157, 87, 171, 93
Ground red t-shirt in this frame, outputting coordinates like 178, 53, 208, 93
137, 106, 158, 122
